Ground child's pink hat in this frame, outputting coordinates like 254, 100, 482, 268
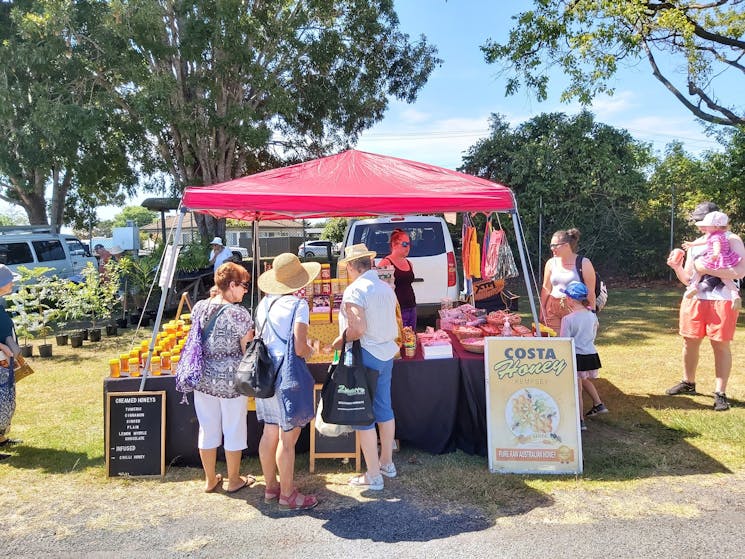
696, 211, 729, 227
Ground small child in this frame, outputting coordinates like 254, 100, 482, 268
559, 281, 607, 431
682, 211, 741, 308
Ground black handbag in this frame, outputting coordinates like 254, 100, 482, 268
320, 331, 379, 426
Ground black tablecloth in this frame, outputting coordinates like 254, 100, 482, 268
104, 349, 463, 465
452, 341, 489, 456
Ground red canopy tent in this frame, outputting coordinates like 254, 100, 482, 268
140, 150, 540, 390
182, 149, 516, 220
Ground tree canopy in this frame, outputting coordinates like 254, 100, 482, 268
460, 110, 657, 277
482, 0, 745, 126
104, 0, 439, 239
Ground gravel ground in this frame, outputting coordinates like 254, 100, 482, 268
2, 466, 743, 558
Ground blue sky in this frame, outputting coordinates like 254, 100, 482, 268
355, 1, 725, 170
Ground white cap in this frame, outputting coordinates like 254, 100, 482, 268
696, 211, 729, 227
210, 237, 223, 246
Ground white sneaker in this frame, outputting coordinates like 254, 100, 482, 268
380, 463, 397, 478
349, 473, 384, 491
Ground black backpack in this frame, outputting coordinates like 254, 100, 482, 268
234, 298, 282, 398
576, 255, 608, 312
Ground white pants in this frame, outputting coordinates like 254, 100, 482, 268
193, 391, 248, 451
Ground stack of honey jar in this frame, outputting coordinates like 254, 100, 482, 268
108, 317, 191, 378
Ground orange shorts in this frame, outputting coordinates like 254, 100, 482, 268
679, 297, 739, 342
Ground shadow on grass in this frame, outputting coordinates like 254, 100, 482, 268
1, 445, 102, 474
581, 379, 731, 479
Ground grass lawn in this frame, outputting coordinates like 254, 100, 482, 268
1, 287, 744, 526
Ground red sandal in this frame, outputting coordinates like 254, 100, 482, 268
264, 486, 281, 503
278, 489, 318, 510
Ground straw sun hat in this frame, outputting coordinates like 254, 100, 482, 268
338, 243, 376, 265
257, 253, 321, 295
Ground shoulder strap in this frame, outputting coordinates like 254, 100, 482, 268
202, 304, 230, 343
265, 297, 301, 346
257, 296, 285, 341
575, 255, 585, 284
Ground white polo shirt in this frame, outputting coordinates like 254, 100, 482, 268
340, 269, 399, 361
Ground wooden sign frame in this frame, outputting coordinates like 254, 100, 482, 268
105, 391, 166, 478
309, 384, 361, 473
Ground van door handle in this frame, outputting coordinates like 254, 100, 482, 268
413, 277, 424, 283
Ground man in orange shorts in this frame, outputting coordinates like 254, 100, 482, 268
666, 202, 745, 411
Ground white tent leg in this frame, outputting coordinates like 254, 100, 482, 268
511, 210, 541, 335
139, 207, 187, 391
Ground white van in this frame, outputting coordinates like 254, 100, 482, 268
0, 226, 97, 280
340, 216, 458, 317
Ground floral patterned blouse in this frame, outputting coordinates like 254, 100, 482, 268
191, 298, 253, 399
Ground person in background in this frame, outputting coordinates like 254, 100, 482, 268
94, 244, 112, 274
540, 228, 597, 332
255, 253, 320, 510
666, 201, 745, 411
0, 265, 22, 459
333, 244, 399, 491
189, 262, 255, 493
558, 281, 606, 431
378, 228, 417, 330
208, 237, 232, 271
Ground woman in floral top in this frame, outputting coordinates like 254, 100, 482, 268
191, 262, 255, 493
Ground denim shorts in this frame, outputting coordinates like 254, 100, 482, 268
354, 347, 394, 431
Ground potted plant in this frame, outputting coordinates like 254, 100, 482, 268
121, 255, 158, 327
73, 261, 122, 342
57, 280, 87, 348
36, 315, 54, 358
7, 266, 56, 357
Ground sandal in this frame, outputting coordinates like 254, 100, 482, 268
204, 474, 223, 493
264, 486, 281, 503
278, 489, 318, 510
226, 474, 256, 494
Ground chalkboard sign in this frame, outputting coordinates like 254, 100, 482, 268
309, 384, 360, 473
106, 391, 166, 478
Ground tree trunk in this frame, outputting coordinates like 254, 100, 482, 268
195, 213, 226, 243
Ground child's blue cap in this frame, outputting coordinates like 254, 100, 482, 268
561, 281, 588, 300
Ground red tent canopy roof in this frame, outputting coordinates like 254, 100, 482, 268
183, 149, 515, 221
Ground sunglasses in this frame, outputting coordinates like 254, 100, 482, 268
550, 242, 567, 249
400, 241, 410, 247
239, 281, 250, 289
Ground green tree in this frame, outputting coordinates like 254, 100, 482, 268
0, 0, 140, 231
112, 206, 158, 229
482, 1, 745, 126
320, 218, 348, 243
460, 111, 658, 277
105, 0, 440, 240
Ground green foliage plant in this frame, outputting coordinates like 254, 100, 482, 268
7, 266, 56, 345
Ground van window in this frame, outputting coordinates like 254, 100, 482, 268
0, 242, 34, 265
351, 223, 445, 258
32, 240, 66, 262
65, 238, 90, 257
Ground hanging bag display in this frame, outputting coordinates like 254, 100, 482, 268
493, 215, 519, 280
275, 300, 316, 430
234, 297, 283, 398
175, 304, 229, 400
321, 331, 379, 426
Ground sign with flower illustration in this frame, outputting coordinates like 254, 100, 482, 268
485, 337, 582, 474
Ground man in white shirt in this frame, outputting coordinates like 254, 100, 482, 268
333, 244, 399, 491
208, 237, 232, 271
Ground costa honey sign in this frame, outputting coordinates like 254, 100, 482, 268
484, 337, 582, 474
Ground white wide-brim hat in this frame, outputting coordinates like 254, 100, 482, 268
257, 253, 321, 295
109, 245, 124, 255
210, 237, 224, 246
338, 243, 376, 265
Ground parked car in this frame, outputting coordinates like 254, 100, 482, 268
229, 246, 249, 261
340, 215, 458, 318
298, 240, 335, 258
0, 226, 97, 280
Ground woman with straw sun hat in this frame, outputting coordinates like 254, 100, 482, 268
255, 253, 320, 510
